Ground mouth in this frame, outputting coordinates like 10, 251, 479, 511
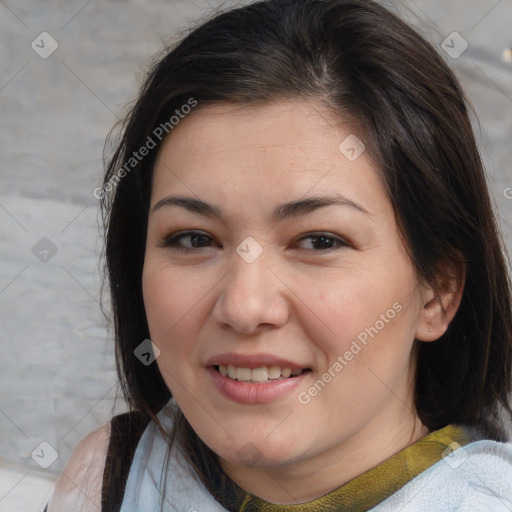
213, 365, 311, 383
206, 353, 312, 403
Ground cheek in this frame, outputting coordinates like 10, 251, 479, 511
142, 261, 204, 354
300, 283, 417, 423
304, 263, 420, 399
310, 278, 409, 351
142, 262, 208, 401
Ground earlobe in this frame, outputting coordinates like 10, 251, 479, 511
415, 263, 466, 342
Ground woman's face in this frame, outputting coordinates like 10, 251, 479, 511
142, 100, 430, 485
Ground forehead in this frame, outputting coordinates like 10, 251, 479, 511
156, 100, 350, 164
150, 100, 389, 219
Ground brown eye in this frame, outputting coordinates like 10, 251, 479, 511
161, 231, 218, 252
295, 233, 348, 251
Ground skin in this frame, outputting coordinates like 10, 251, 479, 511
142, 99, 464, 504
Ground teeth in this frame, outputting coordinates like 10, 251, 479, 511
251, 367, 268, 382
227, 365, 237, 379
268, 366, 281, 379
281, 368, 291, 378
217, 365, 302, 382
236, 367, 251, 381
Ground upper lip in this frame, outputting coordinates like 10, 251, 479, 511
205, 353, 310, 371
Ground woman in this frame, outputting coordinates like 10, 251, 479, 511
47, 0, 512, 510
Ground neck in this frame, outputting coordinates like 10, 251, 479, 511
219, 412, 430, 504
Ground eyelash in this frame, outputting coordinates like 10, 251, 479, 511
159, 230, 349, 253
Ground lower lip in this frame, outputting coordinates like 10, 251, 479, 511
208, 367, 309, 404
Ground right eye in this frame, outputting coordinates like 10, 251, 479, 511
159, 230, 219, 253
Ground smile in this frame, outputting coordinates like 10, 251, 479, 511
215, 365, 308, 382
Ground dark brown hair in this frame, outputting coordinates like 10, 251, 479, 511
101, 0, 512, 468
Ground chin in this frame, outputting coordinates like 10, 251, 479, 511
210, 432, 306, 468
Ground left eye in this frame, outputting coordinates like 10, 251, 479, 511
294, 233, 348, 251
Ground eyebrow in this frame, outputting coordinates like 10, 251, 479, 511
151, 193, 372, 222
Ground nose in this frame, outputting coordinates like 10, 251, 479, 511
212, 247, 289, 336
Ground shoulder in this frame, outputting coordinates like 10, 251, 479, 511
375, 440, 512, 511
442, 440, 512, 509
435, 439, 512, 488
455, 439, 512, 475
46, 422, 111, 512
458, 440, 512, 489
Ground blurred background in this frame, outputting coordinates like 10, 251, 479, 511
0, 0, 511, 510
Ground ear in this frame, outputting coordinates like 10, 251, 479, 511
415, 260, 466, 342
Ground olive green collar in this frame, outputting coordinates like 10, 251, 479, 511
193, 424, 474, 512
